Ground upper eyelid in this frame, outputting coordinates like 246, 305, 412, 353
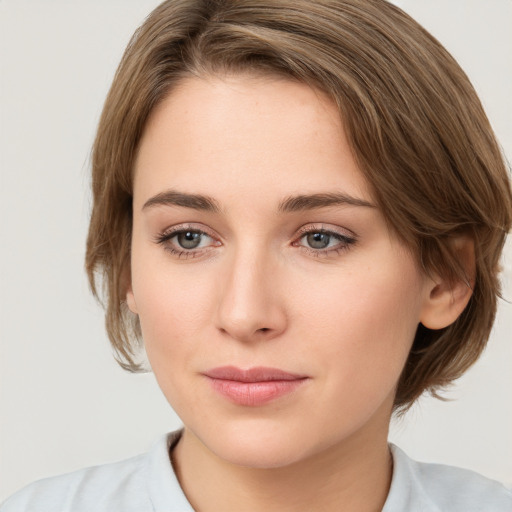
159, 223, 217, 239
295, 223, 357, 240
294, 230, 356, 248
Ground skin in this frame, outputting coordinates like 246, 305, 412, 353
127, 75, 471, 512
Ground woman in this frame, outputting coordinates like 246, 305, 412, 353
2, 0, 511, 510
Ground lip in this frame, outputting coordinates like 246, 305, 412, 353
203, 366, 309, 406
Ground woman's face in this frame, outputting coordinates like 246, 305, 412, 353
128, 75, 432, 468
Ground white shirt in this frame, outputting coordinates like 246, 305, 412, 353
2, 431, 511, 511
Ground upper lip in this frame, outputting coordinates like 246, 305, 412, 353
203, 366, 308, 382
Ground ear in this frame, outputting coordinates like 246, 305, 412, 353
126, 284, 138, 315
122, 263, 138, 315
420, 236, 475, 330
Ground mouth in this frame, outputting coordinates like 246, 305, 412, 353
202, 366, 309, 406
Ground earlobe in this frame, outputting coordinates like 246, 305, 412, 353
121, 261, 138, 314
126, 285, 138, 315
420, 236, 475, 330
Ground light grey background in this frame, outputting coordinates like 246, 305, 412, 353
1, 0, 511, 502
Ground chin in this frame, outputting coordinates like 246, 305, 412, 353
192, 419, 325, 470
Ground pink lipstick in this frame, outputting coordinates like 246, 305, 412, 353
203, 366, 308, 406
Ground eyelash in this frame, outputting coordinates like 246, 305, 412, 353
154, 224, 219, 259
154, 224, 357, 259
293, 226, 357, 257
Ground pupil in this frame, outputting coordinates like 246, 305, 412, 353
307, 232, 330, 249
178, 231, 201, 249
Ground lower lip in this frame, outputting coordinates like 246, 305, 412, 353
207, 378, 307, 406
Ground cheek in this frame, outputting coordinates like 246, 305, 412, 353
139, 291, 209, 346
293, 259, 423, 384
133, 269, 215, 414
131, 253, 217, 371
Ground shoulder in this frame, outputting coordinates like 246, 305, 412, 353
385, 444, 512, 512
0, 452, 149, 512
0, 431, 192, 512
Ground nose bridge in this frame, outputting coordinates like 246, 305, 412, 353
215, 240, 286, 342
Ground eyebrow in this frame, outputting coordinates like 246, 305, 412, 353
277, 192, 375, 212
143, 190, 221, 213
142, 189, 374, 213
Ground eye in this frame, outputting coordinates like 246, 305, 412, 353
294, 226, 356, 255
304, 232, 335, 249
155, 225, 220, 258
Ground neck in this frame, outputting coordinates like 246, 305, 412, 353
172, 411, 393, 512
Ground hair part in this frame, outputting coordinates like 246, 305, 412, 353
86, 0, 512, 412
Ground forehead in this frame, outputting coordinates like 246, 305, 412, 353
133, 75, 372, 207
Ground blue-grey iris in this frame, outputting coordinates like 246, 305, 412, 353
307, 232, 330, 249
177, 231, 202, 249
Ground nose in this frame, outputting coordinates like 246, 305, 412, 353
214, 245, 287, 343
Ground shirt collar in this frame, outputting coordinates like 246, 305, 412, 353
145, 430, 194, 512
382, 443, 442, 512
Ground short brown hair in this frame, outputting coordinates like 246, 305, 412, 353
86, 0, 512, 412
